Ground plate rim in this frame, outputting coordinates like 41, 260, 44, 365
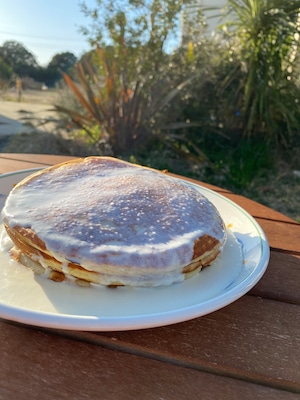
0, 168, 270, 331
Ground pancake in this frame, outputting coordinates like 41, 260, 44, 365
2, 157, 226, 287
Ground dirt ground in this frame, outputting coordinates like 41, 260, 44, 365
0, 89, 60, 139
1, 88, 59, 104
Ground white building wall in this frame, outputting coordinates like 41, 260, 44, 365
181, 0, 227, 42
202, 0, 227, 33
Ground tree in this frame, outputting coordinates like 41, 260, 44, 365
0, 56, 13, 92
78, 0, 192, 81
0, 56, 12, 80
47, 52, 77, 73
0, 40, 39, 78
80, 0, 185, 49
44, 51, 77, 86
56, 0, 195, 155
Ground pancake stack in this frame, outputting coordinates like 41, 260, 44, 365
2, 157, 226, 287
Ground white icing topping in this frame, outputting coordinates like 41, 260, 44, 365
2, 157, 225, 272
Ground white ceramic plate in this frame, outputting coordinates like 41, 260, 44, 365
0, 169, 269, 331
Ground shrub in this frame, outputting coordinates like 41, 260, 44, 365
54, 0, 198, 156
219, 0, 300, 145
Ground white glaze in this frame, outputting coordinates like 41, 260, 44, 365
2, 157, 226, 277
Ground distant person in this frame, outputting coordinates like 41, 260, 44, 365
16, 77, 22, 102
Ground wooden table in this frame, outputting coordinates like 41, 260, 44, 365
0, 153, 299, 399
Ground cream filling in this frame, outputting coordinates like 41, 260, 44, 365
1, 229, 221, 287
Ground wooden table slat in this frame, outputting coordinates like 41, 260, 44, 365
250, 252, 300, 304
221, 193, 299, 224
0, 321, 299, 400
84, 296, 300, 392
254, 218, 300, 253
0, 154, 76, 174
0, 153, 76, 164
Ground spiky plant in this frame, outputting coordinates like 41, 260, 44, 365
55, 45, 194, 155
55, 0, 196, 155
221, 0, 300, 144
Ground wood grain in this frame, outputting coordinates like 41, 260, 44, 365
0, 321, 299, 400
255, 218, 300, 253
250, 252, 300, 304
81, 296, 300, 393
0, 153, 76, 173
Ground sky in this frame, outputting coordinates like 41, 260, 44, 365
0, 0, 97, 66
0, 0, 225, 67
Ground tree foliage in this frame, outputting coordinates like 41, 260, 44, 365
79, 0, 185, 49
48, 52, 77, 72
56, 0, 196, 155
0, 40, 39, 78
45, 51, 77, 86
0, 56, 13, 80
78, 0, 193, 85
0, 56, 13, 91
0, 40, 77, 86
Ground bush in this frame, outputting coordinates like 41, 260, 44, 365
219, 0, 300, 145
55, 0, 199, 156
